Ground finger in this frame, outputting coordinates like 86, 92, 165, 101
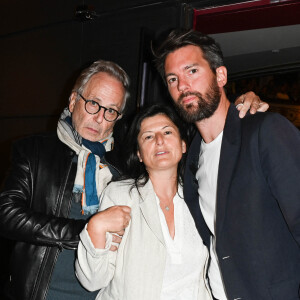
241, 92, 260, 114
236, 103, 244, 111
123, 221, 129, 230
235, 94, 247, 117
112, 234, 122, 244
234, 94, 245, 106
115, 229, 125, 236
121, 214, 131, 228
249, 100, 261, 114
257, 102, 269, 112
240, 92, 259, 117
119, 205, 131, 213
109, 245, 118, 252
238, 104, 249, 118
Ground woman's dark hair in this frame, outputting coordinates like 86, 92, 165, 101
153, 28, 224, 82
119, 104, 188, 189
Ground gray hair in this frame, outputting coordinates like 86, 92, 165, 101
71, 60, 130, 112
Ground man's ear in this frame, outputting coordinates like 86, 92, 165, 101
216, 66, 227, 87
69, 92, 77, 113
137, 150, 142, 162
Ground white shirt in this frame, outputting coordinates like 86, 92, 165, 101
155, 187, 208, 300
196, 131, 228, 300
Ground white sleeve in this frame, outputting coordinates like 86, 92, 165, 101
75, 224, 117, 291
75, 182, 131, 292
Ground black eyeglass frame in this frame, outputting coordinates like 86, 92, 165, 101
78, 93, 121, 122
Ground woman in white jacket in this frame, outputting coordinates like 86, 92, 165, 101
75, 104, 212, 300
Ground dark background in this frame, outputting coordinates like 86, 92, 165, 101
1, 0, 299, 294
1, 0, 299, 183
0, 0, 188, 185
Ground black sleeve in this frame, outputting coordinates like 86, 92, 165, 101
0, 137, 87, 249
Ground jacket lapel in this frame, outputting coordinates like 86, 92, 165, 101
216, 104, 242, 238
184, 132, 211, 245
139, 180, 165, 246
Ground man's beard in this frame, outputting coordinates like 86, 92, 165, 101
173, 78, 221, 123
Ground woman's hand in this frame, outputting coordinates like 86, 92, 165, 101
87, 205, 131, 250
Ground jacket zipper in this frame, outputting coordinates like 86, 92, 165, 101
33, 154, 74, 300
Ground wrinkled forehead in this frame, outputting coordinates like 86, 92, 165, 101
83, 73, 126, 108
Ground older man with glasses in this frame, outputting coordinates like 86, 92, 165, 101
0, 60, 132, 300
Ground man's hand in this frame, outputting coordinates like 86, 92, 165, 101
235, 91, 269, 118
87, 205, 131, 250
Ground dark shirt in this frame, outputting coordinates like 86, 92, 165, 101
46, 160, 99, 300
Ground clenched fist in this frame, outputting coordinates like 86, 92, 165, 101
87, 205, 131, 250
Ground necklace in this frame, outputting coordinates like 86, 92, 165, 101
160, 199, 173, 211
157, 192, 176, 212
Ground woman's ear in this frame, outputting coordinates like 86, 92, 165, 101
182, 140, 187, 154
137, 150, 143, 162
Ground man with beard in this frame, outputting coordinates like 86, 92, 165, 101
154, 29, 300, 300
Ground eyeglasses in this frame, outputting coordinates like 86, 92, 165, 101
78, 93, 121, 122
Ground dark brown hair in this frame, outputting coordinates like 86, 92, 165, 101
153, 29, 224, 82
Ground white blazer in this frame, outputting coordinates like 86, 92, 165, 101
75, 179, 212, 300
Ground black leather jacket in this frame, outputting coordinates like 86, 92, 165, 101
0, 133, 121, 300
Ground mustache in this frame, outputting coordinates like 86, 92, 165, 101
178, 91, 203, 103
